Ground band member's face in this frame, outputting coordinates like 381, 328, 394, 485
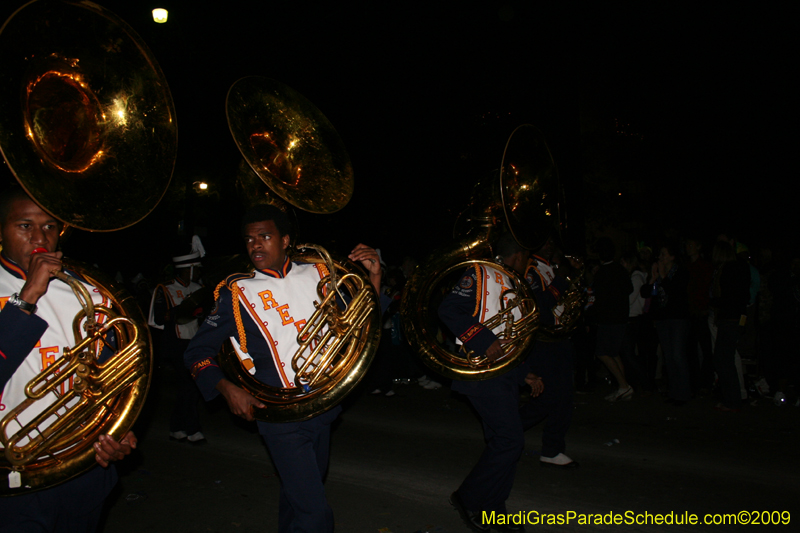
175, 267, 192, 284
0, 198, 59, 271
244, 219, 290, 271
506, 251, 530, 275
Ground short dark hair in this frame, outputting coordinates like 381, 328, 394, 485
0, 185, 34, 224
496, 231, 527, 258
241, 204, 292, 237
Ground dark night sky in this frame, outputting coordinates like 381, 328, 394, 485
1, 1, 792, 276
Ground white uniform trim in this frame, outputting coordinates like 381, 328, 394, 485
457, 264, 522, 346
531, 259, 566, 323
231, 263, 328, 388
148, 279, 202, 339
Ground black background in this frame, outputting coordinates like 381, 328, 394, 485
1, 1, 792, 276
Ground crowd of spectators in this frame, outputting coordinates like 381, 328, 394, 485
120, 233, 797, 414
575, 232, 798, 411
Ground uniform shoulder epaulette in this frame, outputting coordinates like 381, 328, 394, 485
210, 273, 253, 303
215, 271, 255, 354
222, 272, 254, 289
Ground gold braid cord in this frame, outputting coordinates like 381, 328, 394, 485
472, 264, 483, 318
214, 279, 249, 354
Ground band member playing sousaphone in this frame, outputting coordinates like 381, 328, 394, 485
183, 204, 381, 532
438, 232, 543, 532
0, 0, 177, 526
0, 187, 137, 530
191, 74, 382, 532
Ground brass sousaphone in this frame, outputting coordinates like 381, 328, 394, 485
0, 0, 177, 495
401, 124, 562, 380
221, 76, 380, 422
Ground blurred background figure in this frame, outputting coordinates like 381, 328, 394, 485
149, 236, 207, 442
685, 236, 714, 394
643, 242, 691, 405
709, 240, 750, 412
620, 249, 649, 394
589, 238, 634, 402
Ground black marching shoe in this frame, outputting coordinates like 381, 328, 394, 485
450, 491, 490, 532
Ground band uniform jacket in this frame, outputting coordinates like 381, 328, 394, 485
0, 253, 117, 497
0, 254, 114, 439
148, 278, 203, 340
184, 257, 336, 402
438, 263, 523, 369
525, 255, 569, 327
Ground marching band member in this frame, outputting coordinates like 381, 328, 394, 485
183, 204, 380, 533
438, 232, 540, 533
0, 187, 136, 532
149, 241, 206, 443
521, 237, 579, 468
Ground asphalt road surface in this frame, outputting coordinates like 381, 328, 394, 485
100, 367, 799, 532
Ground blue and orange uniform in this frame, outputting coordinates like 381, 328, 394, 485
438, 262, 531, 517
183, 256, 339, 533
149, 276, 204, 439
0, 253, 117, 532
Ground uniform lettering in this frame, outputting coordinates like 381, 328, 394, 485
176, 289, 184, 299
39, 346, 59, 368
190, 358, 216, 379
258, 290, 279, 310
459, 324, 484, 343
494, 272, 510, 298
256, 291, 299, 328
0, 296, 8, 310
275, 304, 293, 326
294, 319, 307, 333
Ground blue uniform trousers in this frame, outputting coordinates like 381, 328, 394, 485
452, 363, 529, 513
258, 406, 339, 533
519, 339, 574, 458
0, 466, 116, 533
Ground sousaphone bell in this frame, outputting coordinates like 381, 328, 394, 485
401, 124, 562, 380
0, 0, 177, 495
221, 76, 380, 422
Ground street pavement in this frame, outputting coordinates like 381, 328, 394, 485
100, 369, 800, 532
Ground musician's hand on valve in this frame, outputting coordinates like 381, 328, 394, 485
525, 373, 544, 397
348, 243, 382, 292
19, 249, 63, 308
216, 378, 265, 422
485, 339, 505, 362
94, 431, 137, 468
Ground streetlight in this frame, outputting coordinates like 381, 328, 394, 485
152, 8, 168, 23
